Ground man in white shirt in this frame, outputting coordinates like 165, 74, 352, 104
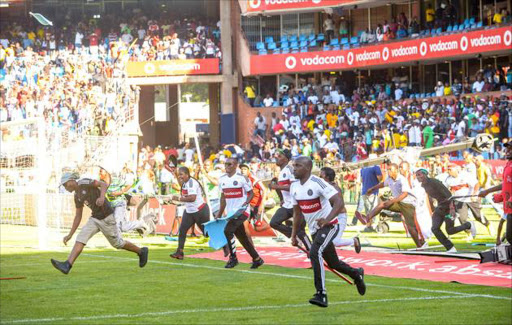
289, 111, 301, 127
472, 76, 485, 93
408, 120, 422, 146
290, 156, 365, 308
361, 163, 426, 247
263, 94, 274, 107
394, 86, 403, 101
216, 158, 264, 269
253, 112, 267, 139
307, 93, 319, 105
445, 164, 489, 234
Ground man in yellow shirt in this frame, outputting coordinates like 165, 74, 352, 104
326, 109, 338, 129
244, 84, 256, 107
425, 3, 435, 28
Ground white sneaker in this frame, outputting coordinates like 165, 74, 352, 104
447, 247, 457, 253
469, 221, 477, 238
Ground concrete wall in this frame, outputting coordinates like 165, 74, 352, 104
237, 94, 284, 146
139, 85, 156, 148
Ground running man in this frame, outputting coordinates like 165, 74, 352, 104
291, 157, 365, 308
269, 149, 311, 250
319, 167, 361, 253
51, 172, 148, 274
240, 163, 269, 237
360, 163, 425, 248
445, 163, 488, 238
170, 167, 210, 260
415, 168, 476, 252
216, 158, 264, 269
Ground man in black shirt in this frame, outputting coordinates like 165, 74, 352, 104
416, 169, 474, 252
50, 172, 149, 274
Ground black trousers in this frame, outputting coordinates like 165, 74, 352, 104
224, 214, 260, 260
310, 225, 359, 294
454, 201, 489, 226
270, 207, 312, 250
507, 214, 512, 244
177, 205, 210, 251
431, 206, 471, 250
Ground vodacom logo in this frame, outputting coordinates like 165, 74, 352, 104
460, 36, 468, 51
144, 63, 156, 74
347, 52, 354, 65
505, 30, 512, 46
285, 56, 297, 69
249, 0, 261, 9
382, 47, 389, 61
419, 42, 427, 56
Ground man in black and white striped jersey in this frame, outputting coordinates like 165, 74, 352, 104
290, 156, 365, 308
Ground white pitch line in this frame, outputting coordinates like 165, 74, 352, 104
2, 295, 476, 324
82, 253, 512, 301
2, 259, 131, 268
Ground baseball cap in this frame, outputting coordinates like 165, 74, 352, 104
276, 148, 292, 160
60, 172, 79, 186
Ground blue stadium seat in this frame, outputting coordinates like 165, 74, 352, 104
300, 47, 307, 52
317, 33, 325, 41
446, 25, 453, 32
258, 49, 267, 55
476, 21, 483, 28
342, 44, 350, 50
289, 35, 298, 42
331, 45, 340, 51
350, 37, 359, 47
471, 23, 477, 29
273, 49, 280, 54
452, 24, 458, 32
430, 28, 436, 35
299, 34, 307, 42
280, 35, 287, 43
469, 17, 475, 24
436, 27, 442, 34
341, 38, 349, 45
423, 29, 430, 36
281, 41, 289, 49
256, 42, 265, 50
323, 45, 330, 51
409, 94, 415, 99
431, 92, 436, 97
290, 41, 298, 48
308, 34, 316, 41
329, 38, 339, 46
281, 48, 290, 54
265, 36, 274, 43
267, 42, 277, 50
463, 18, 469, 25
291, 48, 299, 53
459, 23, 465, 30
309, 40, 317, 47
299, 40, 308, 48
272, 101, 279, 107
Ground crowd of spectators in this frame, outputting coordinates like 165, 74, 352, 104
323, 3, 510, 46
244, 78, 511, 164
0, 43, 137, 141
0, 9, 221, 62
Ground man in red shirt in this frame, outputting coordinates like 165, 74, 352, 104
240, 164, 268, 241
479, 139, 512, 244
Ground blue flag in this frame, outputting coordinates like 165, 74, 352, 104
203, 206, 247, 250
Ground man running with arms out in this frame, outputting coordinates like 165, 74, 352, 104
319, 167, 361, 253
51, 172, 148, 274
291, 157, 365, 308
170, 167, 210, 260
269, 149, 311, 250
216, 158, 264, 269
415, 168, 476, 253
359, 163, 425, 248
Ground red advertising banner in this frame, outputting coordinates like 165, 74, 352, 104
453, 159, 506, 180
243, 0, 364, 15
250, 26, 512, 75
127, 58, 220, 77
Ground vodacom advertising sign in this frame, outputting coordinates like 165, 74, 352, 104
127, 58, 220, 77
243, 0, 363, 15
250, 26, 512, 75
